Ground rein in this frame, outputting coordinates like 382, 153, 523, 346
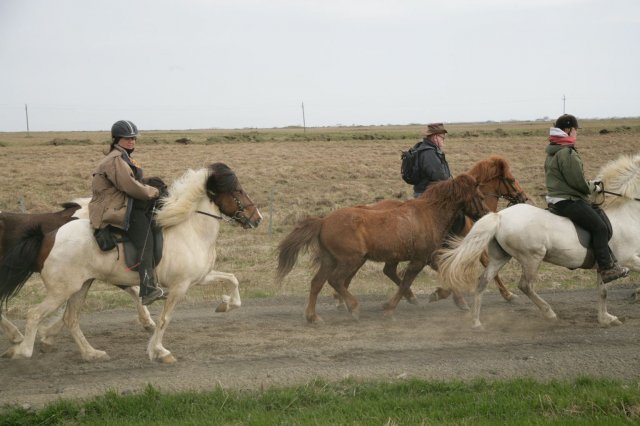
196, 210, 224, 220
603, 190, 640, 202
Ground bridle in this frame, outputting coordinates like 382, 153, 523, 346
197, 190, 258, 228
478, 175, 527, 207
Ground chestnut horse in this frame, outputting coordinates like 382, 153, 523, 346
351, 155, 530, 310
0, 163, 262, 362
276, 173, 489, 323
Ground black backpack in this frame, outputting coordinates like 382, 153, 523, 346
400, 143, 434, 184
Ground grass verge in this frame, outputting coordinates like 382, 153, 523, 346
1, 377, 639, 425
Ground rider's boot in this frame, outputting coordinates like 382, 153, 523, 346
599, 263, 630, 284
140, 269, 167, 305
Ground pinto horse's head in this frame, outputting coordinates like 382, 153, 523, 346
205, 163, 262, 229
453, 174, 490, 221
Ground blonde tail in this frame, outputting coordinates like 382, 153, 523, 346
437, 213, 501, 293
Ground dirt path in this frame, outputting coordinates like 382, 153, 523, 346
1, 285, 639, 408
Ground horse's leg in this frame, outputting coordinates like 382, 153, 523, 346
38, 305, 66, 352
2, 292, 69, 359
471, 252, 509, 329
480, 251, 516, 301
306, 261, 333, 323
147, 283, 189, 363
383, 262, 418, 304
383, 260, 425, 317
334, 269, 358, 310
1, 314, 24, 344
194, 270, 241, 313
328, 260, 364, 321
118, 285, 156, 331
517, 258, 557, 320
63, 280, 110, 361
597, 273, 623, 326
427, 259, 468, 309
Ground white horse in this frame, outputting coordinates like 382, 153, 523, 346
438, 153, 640, 329
0, 163, 262, 363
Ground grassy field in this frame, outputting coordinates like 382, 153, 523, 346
1, 377, 639, 425
1, 118, 639, 316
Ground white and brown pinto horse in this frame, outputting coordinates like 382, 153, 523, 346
0, 163, 261, 363
438, 153, 640, 329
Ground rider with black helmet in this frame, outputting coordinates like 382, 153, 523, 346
88, 120, 167, 305
544, 114, 629, 283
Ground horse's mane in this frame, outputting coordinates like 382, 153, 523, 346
597, 154, 640, 208
155, 168, 209, 228
467, 155, 511, 182
423, 174, 476, 209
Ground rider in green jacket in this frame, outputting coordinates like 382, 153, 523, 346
544, 114, 629, 283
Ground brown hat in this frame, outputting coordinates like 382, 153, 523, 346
424, 123, 448, 137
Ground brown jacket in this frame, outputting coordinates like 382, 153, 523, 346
89, 145, 159, 230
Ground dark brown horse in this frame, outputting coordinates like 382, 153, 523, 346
352, 155, 530, 310
0, 203, 82, 260
276, 173, 489, 323
0, 202, 85, 343
0, 199, 159, 346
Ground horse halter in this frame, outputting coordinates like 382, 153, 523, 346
479, 176, 527, 207
199, 189, 259, 228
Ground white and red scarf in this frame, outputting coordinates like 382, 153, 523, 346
548, 127, 576, 146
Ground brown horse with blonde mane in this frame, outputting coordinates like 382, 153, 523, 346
350, 154, 530, 310
276, 173, 489, 323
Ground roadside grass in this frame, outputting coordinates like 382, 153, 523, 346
1, 377, 639, 425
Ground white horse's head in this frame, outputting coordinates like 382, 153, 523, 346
597, 154, 640, 208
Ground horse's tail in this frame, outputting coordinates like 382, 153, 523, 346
0, 225, 44, 308
276, 217, 323, 281
437, 213, 501, 293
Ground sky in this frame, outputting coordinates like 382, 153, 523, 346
1, 0, 639, 132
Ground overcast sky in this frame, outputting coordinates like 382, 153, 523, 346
1, 0, 638, 132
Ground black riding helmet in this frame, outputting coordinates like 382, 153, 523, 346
111, 120, 139, 140
554, 114, 579, 130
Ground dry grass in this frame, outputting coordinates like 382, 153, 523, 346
1, 119, 639, 317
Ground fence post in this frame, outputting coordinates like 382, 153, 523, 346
268, 189, 274, 236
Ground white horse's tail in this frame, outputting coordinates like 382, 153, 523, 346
438, 212, 502, 293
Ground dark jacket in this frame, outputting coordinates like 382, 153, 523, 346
89, 145, 159, 230
413, 139, 452, 195
544, 143, 596, 202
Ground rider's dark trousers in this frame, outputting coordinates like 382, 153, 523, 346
552, 199, 613, 270
127, 201, 155, 296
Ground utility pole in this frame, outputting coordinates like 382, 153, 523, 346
301, 101, 306, 133
562, 94, 566, 114
25, 104, 30, 136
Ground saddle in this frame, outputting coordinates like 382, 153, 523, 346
93, 224, 163, 271
546, 202, 616, 269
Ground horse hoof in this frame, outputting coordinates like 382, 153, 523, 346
40, 342, 57, 353
83, 350, 110, 362
159, 354, 177, 364
504, 293, 518, 302
454, 300, 470, 311
350, 311, 360, 321
407, 296, 419, 305
143, 323, 156, 332
215, 301, 229, 313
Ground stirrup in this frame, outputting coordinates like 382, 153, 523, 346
141, 287, 168, 305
